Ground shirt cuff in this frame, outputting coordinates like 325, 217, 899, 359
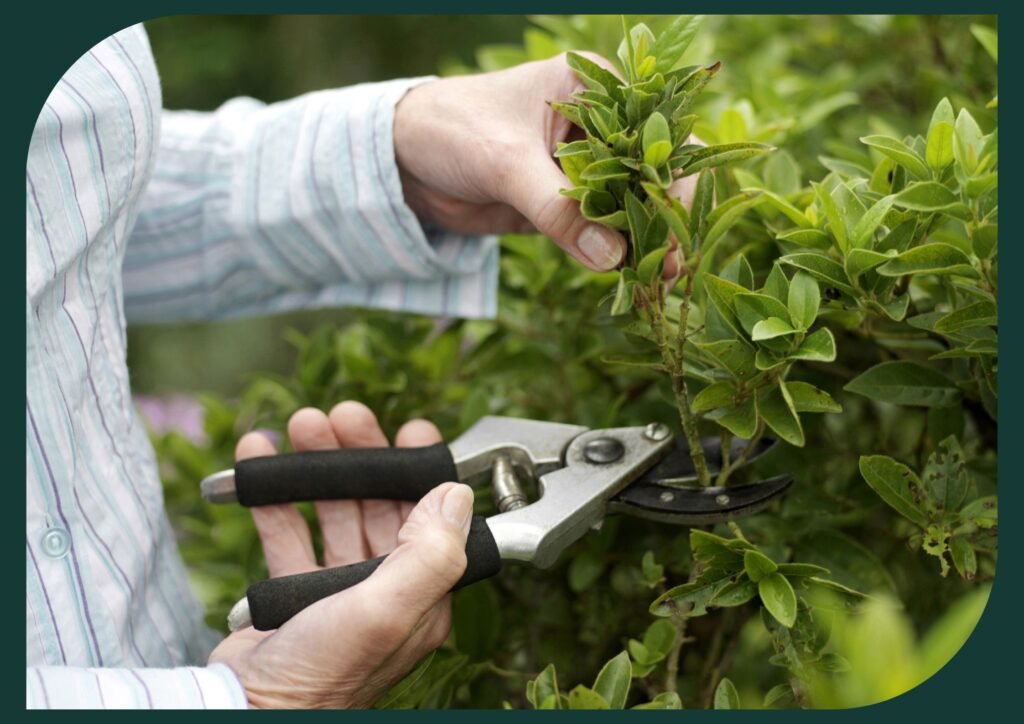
27, 663, 248, 709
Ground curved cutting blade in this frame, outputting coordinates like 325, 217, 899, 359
609, 474, 793, 525
609, 435, 791, 524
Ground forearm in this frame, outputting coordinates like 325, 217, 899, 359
123, 79, 497, 324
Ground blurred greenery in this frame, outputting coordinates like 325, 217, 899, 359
134, 15, 996, 709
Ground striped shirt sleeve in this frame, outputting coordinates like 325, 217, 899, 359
27, 663, 248, 709
122, 77, 498, 323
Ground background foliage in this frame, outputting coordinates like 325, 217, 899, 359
137, 15, 996, 709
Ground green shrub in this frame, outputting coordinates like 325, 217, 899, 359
149, 14, 997, 709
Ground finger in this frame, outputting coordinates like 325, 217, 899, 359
238, 431, 318, 578
394, 419, 445, 529
328, 401, 405, 558
505, 151, 626, 272
340, 483, 472, 647
284, 408, 369, 567
394, 418, 443, 447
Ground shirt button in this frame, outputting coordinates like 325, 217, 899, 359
41, 527, 71, 559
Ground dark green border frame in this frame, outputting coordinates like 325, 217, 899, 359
9, 1, 1010, 718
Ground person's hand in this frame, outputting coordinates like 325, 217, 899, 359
208, 401, 473, 709
394, 53, 698, 273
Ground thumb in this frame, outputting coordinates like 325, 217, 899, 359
507, 150, 626, 271
354, 483, 472, 625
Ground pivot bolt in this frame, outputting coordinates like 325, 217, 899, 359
644, 422, 671, 442
584, 437, 625, 464
715, 493, 731, 506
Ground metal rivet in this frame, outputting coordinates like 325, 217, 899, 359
583, 437, 625, 464
659, 491, 675, 503
643, 422, 671, 442
715, 494, 731, 506
41, 527, 71, 559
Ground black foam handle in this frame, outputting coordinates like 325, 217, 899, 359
235, 443, 458, 507
246, 516, 502, 631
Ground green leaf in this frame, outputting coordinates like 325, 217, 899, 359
693, 381, 738, 412
846, 248, 894, 279
892, 181, 960, 212
610, 274, 635, 316
637, 246, 668, 284
860, 135, 929, 178
845, 361, 961, 407
780, 252, 855, 294
922, 436, 970, 513
763, 684, 795, 708
759, 190, 815, 229
876, 243, 977, 278
757, 383, 804, 447
759, 573, 798, 627
751, 317, 797, 341
711, 577, 759, 607
787, 271, 819, 330
789, 327, 837, 362
527, 664, 560, 709
815, 181, 847, 251
681, 142, 774, 175
643, 619, 677, 657
744, 550, 778, 582
926, 121, 955, 171
858, 455, 929, 527
850, 195, 896, 248
763, 264, 791, 303
581, 158, 631, 182
716, 396, 758, 439
696, 339, 757, 381
714, 678, 741, 710
652, 14, 704, 73
970, 23, 997, 61
633, 692, 683, 710
776, 562, 831, 577
689, 170, 715, 240
933, 301, 997, 333
954, 108, 984, 175
929, 97, 955, 134
776, 228, 831, 249
566, 52, 625, 104
642, 112, 672, 167
568, 685, 610, 710
650, 576, 732, 617
592, 651, 632, 709
949, 537, 977, 581
786, 381, 842, 413
734, 293, 792, 336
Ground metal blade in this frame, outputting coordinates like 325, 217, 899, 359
609, 435, 790, 524
609, 474, 794, 525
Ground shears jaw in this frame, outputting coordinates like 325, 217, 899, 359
608, 474, 794, 525
484, 424, 676, 568
448, 416, 589, 486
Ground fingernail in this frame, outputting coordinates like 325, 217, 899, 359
441, 484, 474, 531
577, 226, 624, 271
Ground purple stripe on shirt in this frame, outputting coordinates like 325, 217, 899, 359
27, 402, 104, 665
129, 669, 154, 708
26, 538, 68, 664
34, 669, 51, 708
188, 669, 208, 709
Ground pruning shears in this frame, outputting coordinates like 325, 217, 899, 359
200, 416, 791, 632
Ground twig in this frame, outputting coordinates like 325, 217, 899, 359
715, 421, 765, 487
